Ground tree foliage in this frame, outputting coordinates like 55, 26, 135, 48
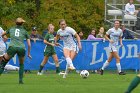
0, 0, 104, 37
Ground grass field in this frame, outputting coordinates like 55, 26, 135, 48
0, 71, 140, 93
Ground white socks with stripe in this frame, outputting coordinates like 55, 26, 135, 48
116, 63, 121, 73
66, 57, 74, 67
101, 60, 109, 70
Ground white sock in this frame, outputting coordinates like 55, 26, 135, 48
116, 63, 121, 73
66, 57, 73, 67
101, 60, 109, 70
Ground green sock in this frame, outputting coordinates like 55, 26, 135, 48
126, 76, 140, 93
39, 65, 44, 72
56, 67, 60, 73
0, 61, 7, 74
19, 64, 24, 82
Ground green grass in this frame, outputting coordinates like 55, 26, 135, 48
0, 71, 140, 93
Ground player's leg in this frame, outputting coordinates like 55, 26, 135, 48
0, 46, 15, 75
100, 52, 113, 75
63, 48, 75, 70
125, 74, 140, 93
113, 51, 125, 75
38, 56, 49, 75
18, 56, 25, 84
52, 54, 60, 73
17, 48, 26, 84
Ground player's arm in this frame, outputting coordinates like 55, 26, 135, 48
2, 31, 7, 42
27, 39, 32, 59
104, 34, 113, 44
44, 39, 55, 46
74, 33, 82, 50
119, 36, 123, 46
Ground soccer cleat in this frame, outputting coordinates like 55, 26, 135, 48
19, 80, 24, 84
100, 69, 104, 75
119, 72, 126, 75
37, 72, 43, 75
68, 65, 75, 71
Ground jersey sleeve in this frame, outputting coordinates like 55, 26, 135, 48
44, 34, 49, 41
125, 3, 129, 13
0, 27, 4, 33
120, 30, 123, 37
106, 29, 111, 35
69, 27, 76, 35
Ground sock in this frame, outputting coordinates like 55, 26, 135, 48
116, 63, 121, 73
56, 67, 60, 73
19, 64, 24, 82
66, 57, 73, 67
39, 65, 44, 73
0, 61, 8, 74
101, 60, 109, 70
126, 76, 140, 93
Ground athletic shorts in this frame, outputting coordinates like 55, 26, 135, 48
7, 46, 25, 58
64, 45, 79, 53
0, 45, 6, 56
44, 47, 56, 57
108, 46, 118, 52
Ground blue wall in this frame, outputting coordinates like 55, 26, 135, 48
7, 40, 140, 70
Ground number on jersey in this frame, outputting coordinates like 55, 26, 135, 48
15, 29, 20, 37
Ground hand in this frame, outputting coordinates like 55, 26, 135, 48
78, 44, 82, 50
55, 43, 60, 46
109, 40, 114, 44
120, 43, 123, 47
138, 53, 140, 58
28, 54, 32, 59
51, 43, 55, 46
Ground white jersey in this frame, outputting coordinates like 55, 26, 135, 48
0, 27, 6, 56
57, 27, 78, 51
125, 3, 135, 15
106, 27, 123, 47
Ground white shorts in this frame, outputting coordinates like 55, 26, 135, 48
108, 46, 118, 52
4, 64, 19, 71
64, 45, 79, 53
0, 45, 6, 57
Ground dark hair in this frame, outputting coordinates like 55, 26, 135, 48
114, 20, 120, 23
16, 22, 23, 25
59, 19, 66, 24
77, 31, 83, 35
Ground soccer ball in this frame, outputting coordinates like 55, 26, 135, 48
80, 70, 89, 78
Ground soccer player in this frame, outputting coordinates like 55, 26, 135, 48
125, 54, 140, 93
0, 27, 7, 61
0, 17, 32, 84
37, 24, 60, 75
56, 19, 82, 77
100, 20, 125, 75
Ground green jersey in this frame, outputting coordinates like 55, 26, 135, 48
7, 25, 29, 48
44, 33, 55, 49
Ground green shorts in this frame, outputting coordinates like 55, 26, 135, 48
44, 47, 56, 57
7, 46, 25, 58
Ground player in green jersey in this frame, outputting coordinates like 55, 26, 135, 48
0, 18, 32, 84
37, 24, 60, 75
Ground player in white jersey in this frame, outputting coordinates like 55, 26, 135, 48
56, 19, 82, 78
100, 20, 125, 75
125, 0, 136, 15
0, 27, 7, 61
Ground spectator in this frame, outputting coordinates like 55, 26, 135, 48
96, 27, 104, 38
121, 24, 134, 39
77, 31, 84, 40
136, 6, 140, 30
30, 26, 43, 42
125, 0, 136, 15
87, 28, 96, 40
